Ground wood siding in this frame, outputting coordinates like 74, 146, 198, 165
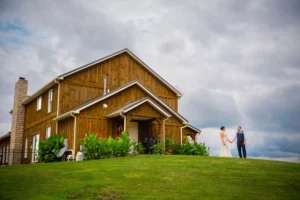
72, 85, 185, 152
24, 86, 58, 129
22, 118, 56, 164
127, 102, 166, 119
58, 118, 74, 151
183, 127, 198, 136
59, 52, 178, 114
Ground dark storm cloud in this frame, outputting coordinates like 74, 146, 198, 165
180, 87, 242, 128
246, 83, 300, 133
0, 0, 299, 162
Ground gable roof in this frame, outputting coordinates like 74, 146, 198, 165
107, 97, 172, 118
23, 48, 182, 105
54, 80, 188, 123
184, 124, 201, 133
58, 48, 182, 96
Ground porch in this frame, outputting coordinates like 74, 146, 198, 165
107, 98, 172, 146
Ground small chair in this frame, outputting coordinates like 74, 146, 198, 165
65, 150, 74, 161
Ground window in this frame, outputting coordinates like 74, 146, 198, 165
46, 126, 51, 139
5, 145, 9, 163
48, 89, 53, 113
24, 138, 28, 158
32, 134, 40, 162
37, 96, 42, 111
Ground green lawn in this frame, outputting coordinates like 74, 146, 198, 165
0, 155, 299, 200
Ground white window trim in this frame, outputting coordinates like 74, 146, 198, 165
46, 126, 51, 139
24, 138, 28, 158
32, 134, 40, 163
37, 96, 42, 111
48, 89, 53, 113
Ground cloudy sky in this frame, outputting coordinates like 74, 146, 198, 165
0, 0, 299, 162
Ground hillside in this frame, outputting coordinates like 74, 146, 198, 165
0, 155, 299, 199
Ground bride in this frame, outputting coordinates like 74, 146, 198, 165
219, 126, 232, 157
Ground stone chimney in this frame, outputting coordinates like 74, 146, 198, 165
9, 77, 28, 165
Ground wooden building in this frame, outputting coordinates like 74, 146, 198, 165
0, 132, 10, 165
1, 48, 201, 164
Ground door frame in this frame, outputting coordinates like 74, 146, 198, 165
129, 121, 139, 142
32, 133, 40, 163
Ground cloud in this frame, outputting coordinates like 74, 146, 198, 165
0, 0, 299, 162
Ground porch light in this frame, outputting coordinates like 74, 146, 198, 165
103, 104, 108, 109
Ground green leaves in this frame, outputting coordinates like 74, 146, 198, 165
131, 141, 144, 154
171, 136, 209, 156
153, 142, 164, 154
38, 133, 65, 162
82, 131, 132, 160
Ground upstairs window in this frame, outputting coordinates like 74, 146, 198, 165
37, 96, 42, 111
48, 89, 53, 113
46, 126, 51, 139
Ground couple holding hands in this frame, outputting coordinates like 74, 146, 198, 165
219, 126, 247, 158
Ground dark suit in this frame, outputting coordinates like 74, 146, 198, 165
236, 131, 246, 158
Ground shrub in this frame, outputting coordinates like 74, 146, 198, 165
82, 131, 131, 160
165, 136, 173, 152
113, 131, 131, 157
153, 142, 164, 154
172, 142, 182, 155
179, 136, 209, 156
38, 133, 65, 163
131, 141, 144, 154
171, 137, 209, 156
82, 133, 101, 160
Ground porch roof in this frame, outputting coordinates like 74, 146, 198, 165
0, 132, 11, 142
54, 80, 188, 123
106, 97, 172, 118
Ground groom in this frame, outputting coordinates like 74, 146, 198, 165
230, 126, 247, 158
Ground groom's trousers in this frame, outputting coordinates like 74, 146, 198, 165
237, 143, 246, 158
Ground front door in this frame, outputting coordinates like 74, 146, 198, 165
32, 134, 40, 162
129, 122, 139, 142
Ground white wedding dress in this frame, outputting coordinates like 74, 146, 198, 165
219, 134, 232, 157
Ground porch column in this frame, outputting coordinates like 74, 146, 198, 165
162, 118, 168, 149
156, 118, 164, 146
125, 115, 132, 136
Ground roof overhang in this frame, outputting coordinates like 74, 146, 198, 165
57, 48, 182, 97
22, 78, 63, 105
23, 49, 182, 105
107, 98, 172, 118
54, 81, 187, 123
0, 132, 11, 141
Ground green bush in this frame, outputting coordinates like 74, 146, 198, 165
83, 131, 131, 160
171, 137, 209, 156
113, 131, 131, 157
38, 133, 65, 163
165, 136, 173, 152
172, 142, 182, 155
179, 137, 209, 156
153, 142, 164, 154
82, 133, 101, 160
131, 141, 144, 154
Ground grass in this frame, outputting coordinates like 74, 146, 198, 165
0, 155, 299, 200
